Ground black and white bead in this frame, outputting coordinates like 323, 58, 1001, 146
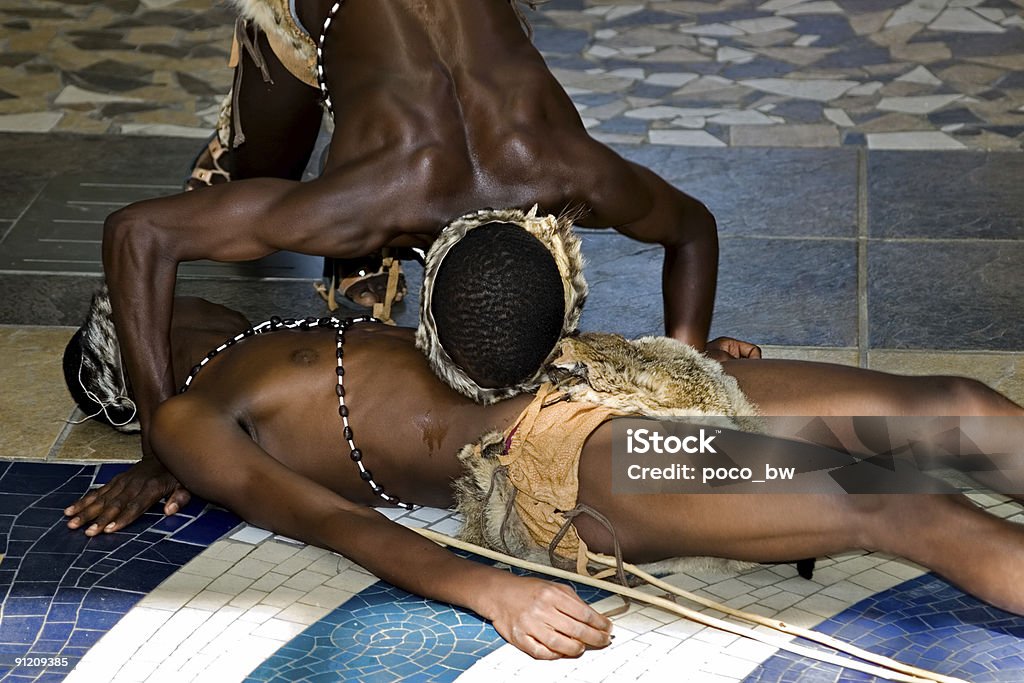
315, 1, 344, 119
182, 315, 414, 510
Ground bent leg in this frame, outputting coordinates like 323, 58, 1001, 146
228, 23, 323, 180
191, 22, 323, 187
720, 360, 1024, 494
577, 422, 1024, 615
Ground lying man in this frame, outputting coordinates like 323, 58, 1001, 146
67, 213, 1024, 659
103, 0, 726, 481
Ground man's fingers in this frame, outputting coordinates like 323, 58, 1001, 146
520, 634, 564, 661
86, 503, 129, 535
532, 625, 589, 658
550, 584, 613, 632
165, 486, 191, 515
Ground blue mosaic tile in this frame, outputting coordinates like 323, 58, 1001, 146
249, 550, 609, 682
743, 574, 1024, 683
90, 462, 131, 486
170, 507, 240, 545
0, 461, 239, 682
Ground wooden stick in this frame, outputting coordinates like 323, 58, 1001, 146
411, 527, 966, 683
586, 551, 965, 683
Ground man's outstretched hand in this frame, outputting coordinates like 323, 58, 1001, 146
65, 457, 190, 536
704, 336, 762, 362
487, 577, 613, 659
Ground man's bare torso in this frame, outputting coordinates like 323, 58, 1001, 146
180, 323, 532, 509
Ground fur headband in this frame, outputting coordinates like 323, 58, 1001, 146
416, 206, 587, 404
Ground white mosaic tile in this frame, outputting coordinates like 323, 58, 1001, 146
740, 77, 858, 101
758, 0, 812, 11
730, 17, 796, 33
929, 7, 1006, 32
229, 525, 273, 544
0, 111, 64, 133
645, 72, 699, 87
896, 65, 943, 85
708, 109, 779, 125
118, 123, 213, 138
866, 131, 967, 149
777, 1, 844, 15
54, 86, 143, 105
877, 94, 962, 114
847, 80, 883, 95
823, 107, 855, 126
717, 47, 758, 63
680, 23, 745, 37
669, 116, 707, 128
649, 130, 727, 146
885, 0, 946, 28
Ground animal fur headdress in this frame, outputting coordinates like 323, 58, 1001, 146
416, 206, 587, 404
62, 284, 140, 433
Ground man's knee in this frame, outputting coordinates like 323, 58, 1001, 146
943, 375, 997, 415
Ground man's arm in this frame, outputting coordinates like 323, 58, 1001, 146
148, 395, 613, 659
103, 157, 421, 455
577, 150, 718, 350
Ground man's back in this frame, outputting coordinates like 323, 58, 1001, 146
312, 0, 613, 219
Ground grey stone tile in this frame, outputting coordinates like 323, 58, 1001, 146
715, 236, 858, 347
0, 274, 104, 326
577, 232, 858, 346
868, 151, 1024, 239
868, 241, 1024, 351
0, 273, 356, 328
867, 350, 1024, 407
612, 145, 858, 238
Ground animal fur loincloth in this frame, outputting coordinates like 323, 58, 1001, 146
62, 285, 140, 434
453, 332, 761, 577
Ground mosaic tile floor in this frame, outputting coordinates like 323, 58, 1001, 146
4, 463, 1024, 682
1, 0, 1023, 680
0, 0, 1021, 149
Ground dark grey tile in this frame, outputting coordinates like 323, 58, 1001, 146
0, 173, 325, 279
868, 241, 1024, 351
0, 274, 103, 325
0, 271, 373, 328
868, 151, 1024, 239
714, 236, 858, 347
0, 133, 200, 180
577, 232, 858, 346
531, 26, 590, 55
611, 145, 858, 238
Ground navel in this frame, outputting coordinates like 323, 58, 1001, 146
290, 348, 319, 366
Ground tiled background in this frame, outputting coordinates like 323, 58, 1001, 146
1, 0, 1022, 681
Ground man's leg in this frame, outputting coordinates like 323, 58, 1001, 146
188, 22, 323, 189
721, 360, 1024, 494
721, 359, 1023, 417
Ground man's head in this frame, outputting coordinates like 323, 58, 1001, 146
417, 206, 587, 404
62, 285, 140, 433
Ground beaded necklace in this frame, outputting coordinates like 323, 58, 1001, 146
315, 1, 345, 119
181, 315, 414, 510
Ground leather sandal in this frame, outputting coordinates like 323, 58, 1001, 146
184, 136, 232, 191
315, 251, 408, 322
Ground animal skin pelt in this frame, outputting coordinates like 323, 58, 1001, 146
62, 285, 140, 433
416, 206, 588, 405
453, 332, 761, 577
